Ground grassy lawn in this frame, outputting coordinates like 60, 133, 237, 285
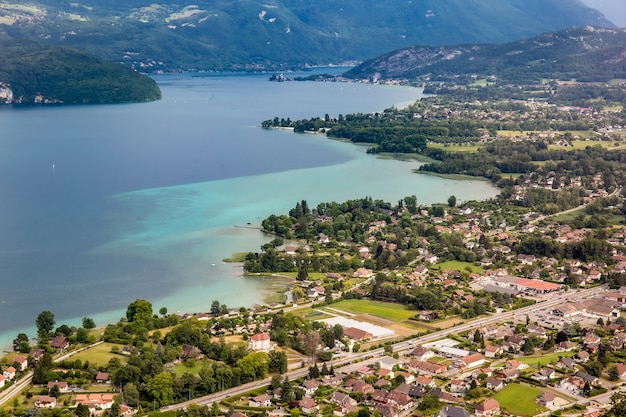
494, 384, 548, 417
329, 299, 416, 322
414, 170, 488, 181
70, 343, 128, 367
518, 350, 576, 367
291, 306, 333, 320
432, 260, 484, 274
173, 361, 204, 377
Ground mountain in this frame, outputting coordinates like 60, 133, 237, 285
343, 27, 626, 83
0, 40, 161, 104
0, 0, 614, 72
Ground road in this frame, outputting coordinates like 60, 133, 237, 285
0, 341, 104, 407
162, 285, 607, 411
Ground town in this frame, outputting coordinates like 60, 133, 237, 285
3, 80, 626, 417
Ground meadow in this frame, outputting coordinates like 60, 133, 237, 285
494, 384, 548, 416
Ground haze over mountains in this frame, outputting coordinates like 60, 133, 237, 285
0, 0, 615, 71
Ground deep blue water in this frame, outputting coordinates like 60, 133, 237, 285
0, 70, 496, 348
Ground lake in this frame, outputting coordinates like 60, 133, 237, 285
0, 70, 498, 350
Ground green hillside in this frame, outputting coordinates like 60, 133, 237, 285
0, 40, 161, 104
0, 0, 614, 72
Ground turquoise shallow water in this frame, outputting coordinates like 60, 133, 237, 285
0, 71, 497, 350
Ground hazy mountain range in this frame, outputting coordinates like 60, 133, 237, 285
0, 0, 615, 71
344, 26, 626, 83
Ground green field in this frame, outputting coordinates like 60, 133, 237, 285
291, 307, 333, 320
518, 350, 576, 367
428, 143, 483, 152
173, 361, 204, 377
70, 343, 129, 367
433, 260, 484, 274
329, 299, 416, 321
494, 384, 548, 417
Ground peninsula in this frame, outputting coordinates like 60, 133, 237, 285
0, 40, 161, 104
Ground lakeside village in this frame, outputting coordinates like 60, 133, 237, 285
5, 84, 626, 417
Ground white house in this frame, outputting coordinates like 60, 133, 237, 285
248, 333, 271, 352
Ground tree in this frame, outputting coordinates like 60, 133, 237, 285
109, 402, 121, 417
82, 317, 96, 329
123, 383, 140, 407
76, 403, 91, 417
447, 195, 457, 207
608, 365, 620, 382
605, 392, 626, 416
126, 299, 153, 322
147, 371, 174, 406
49, 384, 61, 398
268, 350, 288, 373
281, 375, 294, 403
13, 333, 30, 353
159, 307, 168, 316
586, 360, 603, 378
303, 331, 322, 364
36, 311, 55, 341
210, 300, 221, 315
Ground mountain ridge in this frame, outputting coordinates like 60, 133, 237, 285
343, 26, 626, 83
0, 0, 614, 72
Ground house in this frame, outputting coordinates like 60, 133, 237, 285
49, 336, 70, 350
456, 353, 485, 369
35, 396, 57, 409
407, 359, 447, 375
96, 372, 110, 383
3, 366, 16, 381
379, 356, 403, 371
47, 381, 68, 393
505, 359, 528, 370
13, 355, 27, 371
75, 394, 115, 410
475, 398, 500, 417
498, 368, 519, 381
556, 341, 577, 352
410, 346, 435, 361
375, 404, 398, 417
484, 345, 502, 358
615, 363, 626, 380
249, 394, 271, 407
344, 327, 373, 341
330, 391, 357, 408
574, 371, 600, 386
418, 311, 439, 321
0, 375, 4, 388
415, 375, 435, 388
485, 377, 505, 391
181, 344, 203, 359
386, 390, 413, 410
29, 349, 45, 361
538, 392, 556, 407
557, 357, 576, 370
299, 397, 319, 414
437, 405, 470, 417
248, 333, 271, 352
302, 379, 320, 396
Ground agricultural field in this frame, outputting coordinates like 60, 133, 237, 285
494, 383, 548, 417
427, 142, 483, 153
292, 307, 333, 320
329, 300, 417, 322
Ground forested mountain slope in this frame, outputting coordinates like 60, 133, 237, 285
344, 27, 626, 83
0, 40, 161, 104
0, 0, 613, 71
